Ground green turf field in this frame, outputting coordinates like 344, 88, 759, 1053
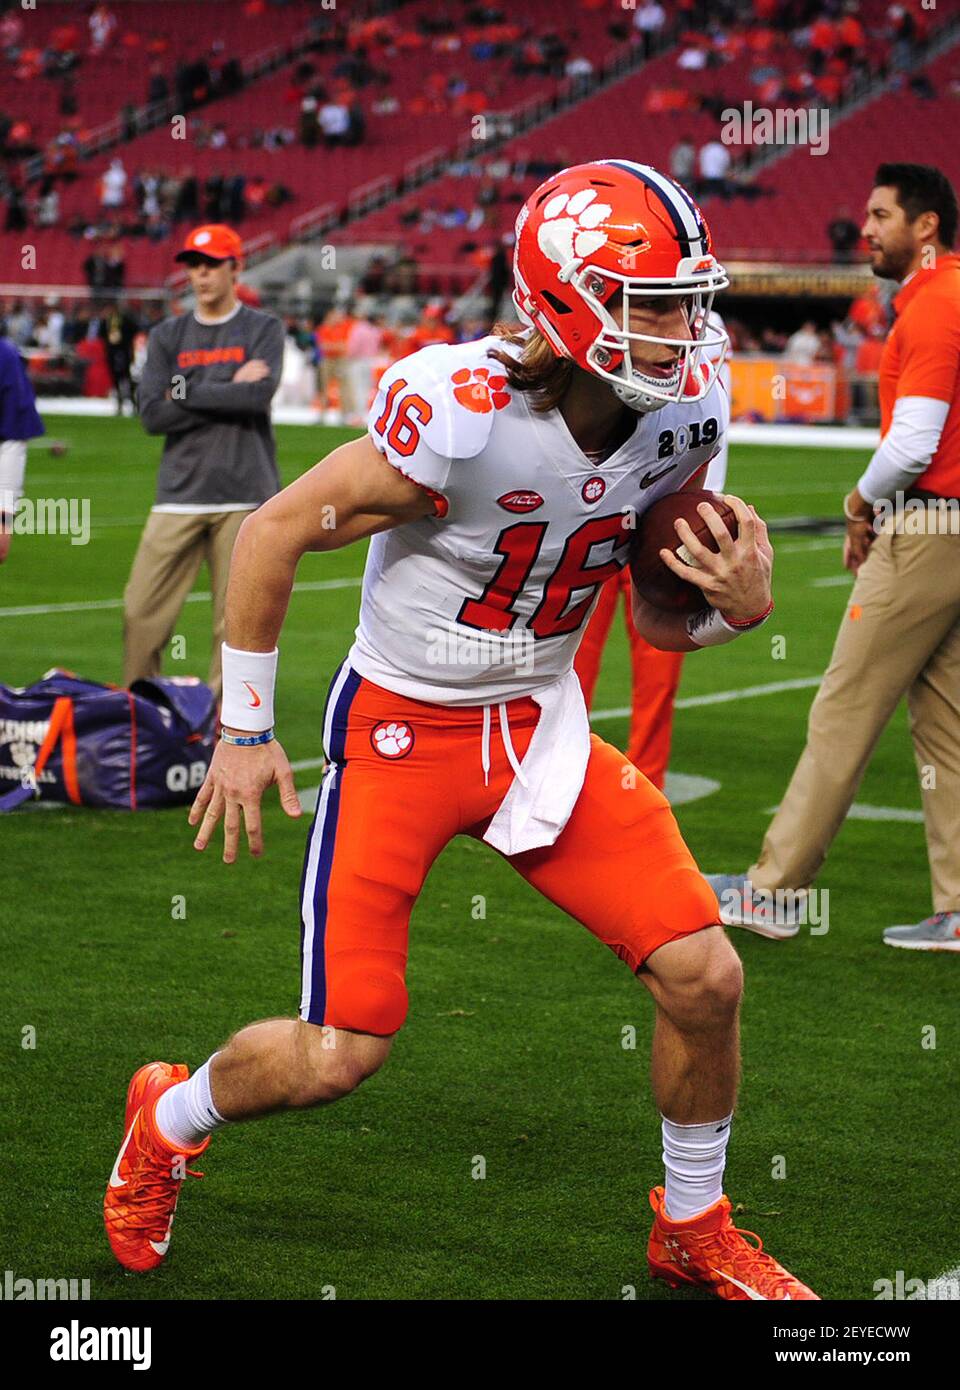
2, 417, 955, 1301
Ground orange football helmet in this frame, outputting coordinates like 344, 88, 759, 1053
512, 159, 729, 412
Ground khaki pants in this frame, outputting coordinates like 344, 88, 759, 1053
123, 509, 252, 699
750, 510, 960, 911
318, 356, 353, 417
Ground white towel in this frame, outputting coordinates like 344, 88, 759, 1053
483, 668, 591, 856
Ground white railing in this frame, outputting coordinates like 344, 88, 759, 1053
289, 201, 339, 240
347, 174, 395, 218
0, 282, 166, 301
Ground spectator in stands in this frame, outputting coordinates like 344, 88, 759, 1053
147, 61, 169, 105
698, 138, 732, 199
100, 158, 128, 212
853, 324, 885, 421
5, 301, 35, 348
100, 302, 139, 415
88, 4, 117, 55
827, 207, 862, 263
0, 9, 23, 58
565, 53, 594, 96
33, 180, 61, 229
226, 175, 246, 223
60, 72, 79, 118
104, 243, 126, 290
319, 98, 351, 147
300, 90, 320, 146
670, 137, 697, 188
344, 312, 382, 427
634, 0, 667, 58
204, 174, 225, 221
540, 29, 570, 78
174, 170, 199, 223
783, 320, 822, 365
358, 255, 388, 297
316, 305, 356, 423
345, 99, 366, 147
37, 297, 65, 352
4, 185, 27, 233
888, 4, 919, 68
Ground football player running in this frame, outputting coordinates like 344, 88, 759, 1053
104, 160, 816, 1300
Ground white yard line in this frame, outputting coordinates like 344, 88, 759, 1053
0, 575, 361, 619
777, 538, 844, 554
766, 802, 924, 824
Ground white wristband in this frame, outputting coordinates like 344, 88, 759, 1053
686, 605, 740, 647
220, 643, 278, 731
686, 598, 774, 647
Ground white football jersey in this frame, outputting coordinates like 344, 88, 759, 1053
347, 332, 730, 705
703, 310, 731, 492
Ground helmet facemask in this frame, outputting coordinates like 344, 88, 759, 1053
571, 260, 729, 413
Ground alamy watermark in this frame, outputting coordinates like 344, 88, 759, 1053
873, 491, 960, 534
721, 101, 829, 156
1, 491, 90, 545
874, 1270, 960, 1300
426, 624, 535, 676
2, 1268, 90, 1300
718, 884, 830, 934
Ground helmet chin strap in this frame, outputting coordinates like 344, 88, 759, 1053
609, 375, 673, 414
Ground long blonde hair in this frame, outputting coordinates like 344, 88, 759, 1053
486, 320, 574, 414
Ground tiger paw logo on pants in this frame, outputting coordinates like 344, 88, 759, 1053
451, 367, 510, 413
371, 721, 414, 759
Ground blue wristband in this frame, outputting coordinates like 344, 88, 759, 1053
220, 727, 275, 747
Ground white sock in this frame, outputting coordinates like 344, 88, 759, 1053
661, 1113, 732, 1222
155, 1056, 227, 1150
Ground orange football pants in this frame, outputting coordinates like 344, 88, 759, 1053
299, 662, 719, 1035
574, 569, 686, 791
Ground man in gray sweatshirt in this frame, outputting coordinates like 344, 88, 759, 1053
126, 223, 283, 697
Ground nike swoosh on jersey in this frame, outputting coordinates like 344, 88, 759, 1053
639, 464, 678, 488
713, 1267, 767, 1300
109, 1113, 140, 1188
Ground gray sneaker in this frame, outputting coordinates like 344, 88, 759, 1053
703, 873, 803, 940
883, 912, 960, 952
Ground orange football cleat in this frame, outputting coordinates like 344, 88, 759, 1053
104, 1061, 209, 1272
647, 1186, 819, 1300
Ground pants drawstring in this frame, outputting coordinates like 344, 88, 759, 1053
480, 702, 527, 789
498, 701, 528, 787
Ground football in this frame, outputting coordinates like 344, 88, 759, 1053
629, 489, 739, 613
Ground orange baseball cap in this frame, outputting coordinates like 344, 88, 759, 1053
175, 224, 244, 264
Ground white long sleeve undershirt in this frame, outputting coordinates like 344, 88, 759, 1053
0, 440, 27, 515
857, 395, 951, 504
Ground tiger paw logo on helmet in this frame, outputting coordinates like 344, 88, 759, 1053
537, 187, 612, 269
451, 367, 510, 414
371, 721, 414, 759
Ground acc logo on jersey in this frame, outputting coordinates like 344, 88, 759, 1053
371, 721, 414, 759
581, 477, 606, 504
451, 367, 510, 414
498, 489, 544, 513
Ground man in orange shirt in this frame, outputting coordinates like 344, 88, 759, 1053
710, 164, 960, 950
316, 305, 356, 423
